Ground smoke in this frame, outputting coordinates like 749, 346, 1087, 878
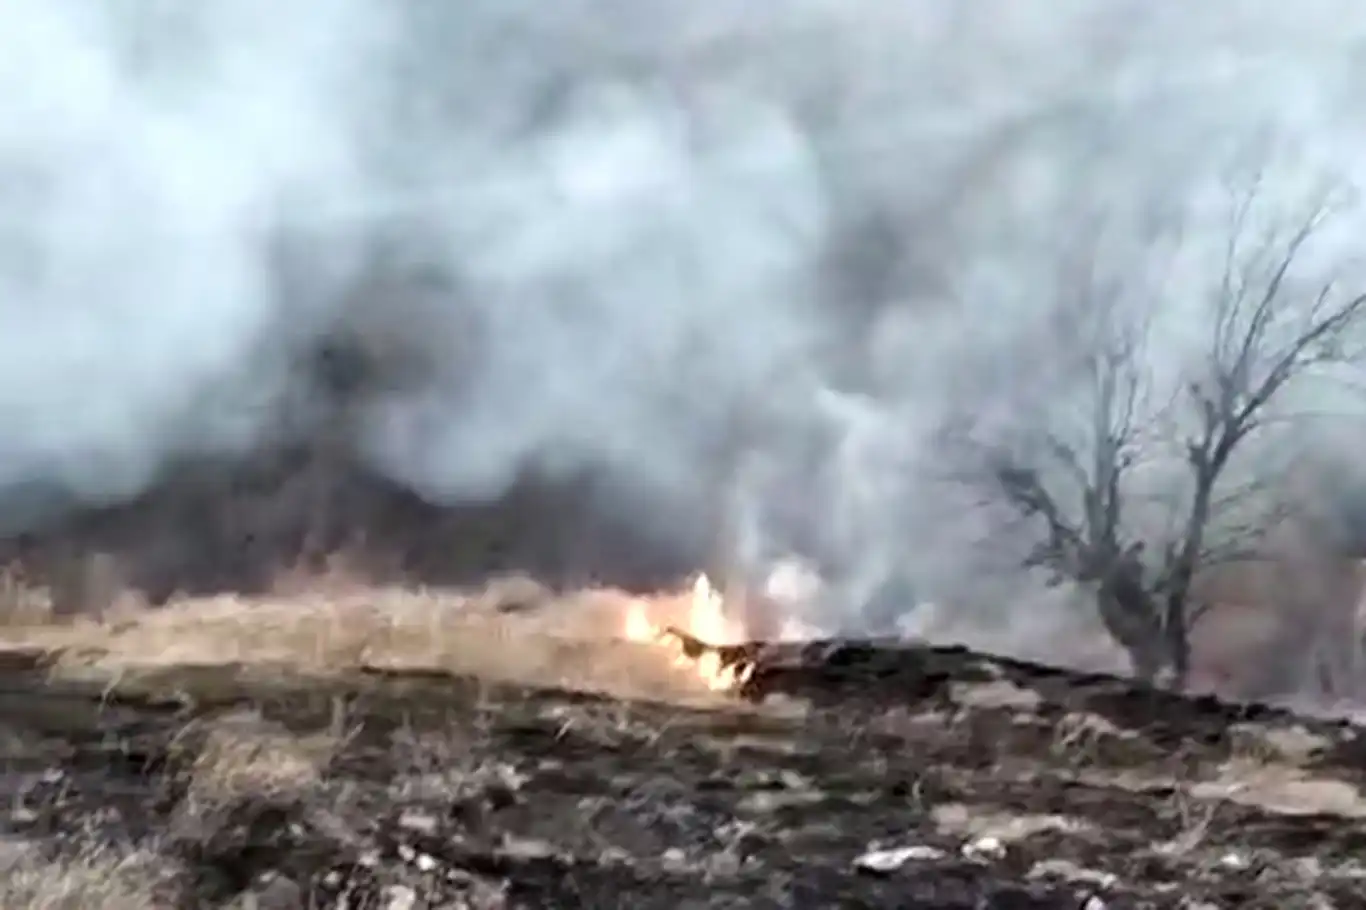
6, 1, 1366, 641
0, 0, 387, 500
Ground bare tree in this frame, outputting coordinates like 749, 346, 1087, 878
953, 178, 1366, 690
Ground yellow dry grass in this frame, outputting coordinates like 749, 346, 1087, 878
0, 569, 728, 703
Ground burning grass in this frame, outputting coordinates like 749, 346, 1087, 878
623, 574, 760, 691
0, 567, 789, 704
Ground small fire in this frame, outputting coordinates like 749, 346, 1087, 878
624, 574, 755, 691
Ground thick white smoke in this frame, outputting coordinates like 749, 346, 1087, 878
0, 1, 388, 499
6, 1, 1366, 638
356, 81, 828, 507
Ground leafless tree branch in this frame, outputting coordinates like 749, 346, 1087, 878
957, 175, 1366, 690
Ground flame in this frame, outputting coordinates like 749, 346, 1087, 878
686, 574, 743, 645
623, 602, 656, 642
624, 573, 755, 691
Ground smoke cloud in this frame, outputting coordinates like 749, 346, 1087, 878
6, 1, 1366, 641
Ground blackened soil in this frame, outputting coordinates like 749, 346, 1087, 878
0, 639, 1364, 908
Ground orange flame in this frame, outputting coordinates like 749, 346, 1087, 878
624, 574, 755, 691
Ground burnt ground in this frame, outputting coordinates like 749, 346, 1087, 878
0, 639, 1364, 908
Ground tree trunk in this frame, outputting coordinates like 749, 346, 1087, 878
1125, 638, 1165, 685
1095, 586, 1165, 684
1162, 593, 1191, 691
1161, 466, 1218, 691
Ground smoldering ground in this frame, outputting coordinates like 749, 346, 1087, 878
4, 1, 1366, 656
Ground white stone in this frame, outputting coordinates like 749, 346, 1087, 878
853, 844, 946, 872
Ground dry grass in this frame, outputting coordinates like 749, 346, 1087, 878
1189, 760, 1366, 818
0, 551, 1354, 707
1226, 721, 1333, 765
930, 803, 1095, 844
0, 568, 726, 704
0, 839, 179, 910
177, 709, 342, 810
0, 570, 65, 627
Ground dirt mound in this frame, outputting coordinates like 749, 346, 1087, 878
0, 628, 1363, 908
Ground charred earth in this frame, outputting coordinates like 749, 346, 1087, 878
0, 633, 1361, 908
